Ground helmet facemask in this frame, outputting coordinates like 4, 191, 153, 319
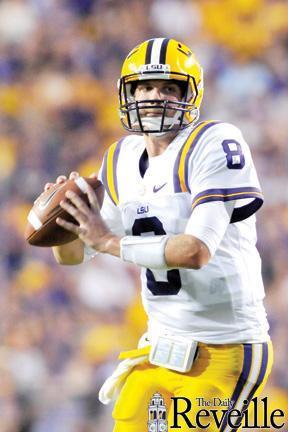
118, 72, 200, 135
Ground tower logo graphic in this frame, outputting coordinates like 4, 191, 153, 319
148, 392, 168, 432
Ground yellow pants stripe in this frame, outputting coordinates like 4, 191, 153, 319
221, 341, 272, 432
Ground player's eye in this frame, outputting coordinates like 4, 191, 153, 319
138, 84, 153, 92
163, 85, 179, 94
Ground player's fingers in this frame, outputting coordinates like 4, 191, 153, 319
56, 175, 67, 184
65, 190, 91, 215
69, 171, 80, 180
89, 172, 98, 178
44, 182, 54, 191
56, 217, 83, 236
60, 199, 88, 223
86, 184, 100, 211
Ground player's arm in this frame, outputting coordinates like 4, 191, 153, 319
164, 234, 210, 269
56, 185, 233, 269
55, 207, 208, 269
52, 238, 84, 265
118, 200, 233, 270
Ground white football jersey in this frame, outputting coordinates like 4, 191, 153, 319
98, 120, 270, 344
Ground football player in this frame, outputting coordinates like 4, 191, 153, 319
49, 38, 273, 431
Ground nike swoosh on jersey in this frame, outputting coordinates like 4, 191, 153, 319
153, 183, 167, 193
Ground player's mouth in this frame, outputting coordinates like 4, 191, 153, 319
145, 112, 163, 116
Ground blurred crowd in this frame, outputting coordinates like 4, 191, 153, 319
0, 0, 288, 430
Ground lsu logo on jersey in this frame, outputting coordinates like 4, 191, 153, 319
137, 205, 149, 214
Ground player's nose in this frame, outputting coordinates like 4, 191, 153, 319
147, 87, 164, 103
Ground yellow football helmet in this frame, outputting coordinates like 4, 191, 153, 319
118, 38, 204, 134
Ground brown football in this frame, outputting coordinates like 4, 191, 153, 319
25, 176, 104, 247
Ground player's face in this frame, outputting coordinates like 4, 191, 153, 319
134, 80, 182, 118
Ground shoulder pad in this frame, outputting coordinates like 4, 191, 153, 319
101, 137, 125, 205
173, 120, 221, 193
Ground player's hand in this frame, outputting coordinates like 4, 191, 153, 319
44, 172, 80, 192
56, 182, 116, 253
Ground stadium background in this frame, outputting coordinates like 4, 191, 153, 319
0, 0, 287, 430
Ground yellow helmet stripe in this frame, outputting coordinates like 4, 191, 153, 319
174, 120, 219, 192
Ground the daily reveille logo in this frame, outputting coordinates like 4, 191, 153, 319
148, 394, 286, 430
148, 393, 168, 432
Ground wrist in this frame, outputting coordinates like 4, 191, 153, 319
120, 235, 169, 269
97, 233, 120, 256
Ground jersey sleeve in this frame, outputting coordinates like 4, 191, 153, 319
185, 200, 234, 257
187, 122, 263, 223
98, 139, 125, 206
98, 161, 125, 237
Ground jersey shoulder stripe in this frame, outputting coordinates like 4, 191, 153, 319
192, 187, 264, 223
102, 138, 124, 205
173, 120, 220, 193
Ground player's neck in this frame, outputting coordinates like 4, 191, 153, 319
143, 131, 178, 157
